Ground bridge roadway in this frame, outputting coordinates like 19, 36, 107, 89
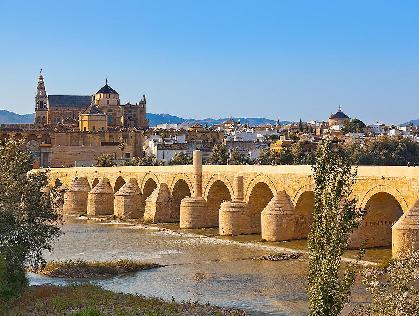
46, 151, 419, 257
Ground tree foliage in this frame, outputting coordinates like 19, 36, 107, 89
0, 140, 62, 301
169, 152, 193, 165
125, 153, 161, 166
342, 118, 366, 134
95, 154, 116, 167
307, 139, 364, 316
345, 137, 418, 166
208, 144, 228, 165
258, 141, 315, 165
357, 251, 419, 316
228, 147, 250, 165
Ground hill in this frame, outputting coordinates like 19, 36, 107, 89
146, 113, 288, 127
0, 110, 34, 124
0, 109, 288, 126
402, 119, 419, 126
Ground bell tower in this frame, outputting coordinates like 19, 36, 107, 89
34, 69, 48, 126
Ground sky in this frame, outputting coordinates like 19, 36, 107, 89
0, 0, 418, 124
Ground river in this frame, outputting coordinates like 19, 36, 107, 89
28, 222, 379, 315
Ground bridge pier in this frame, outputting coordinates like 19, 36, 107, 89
87, 178, 114, 216
219, 175, 247, 235
261, 191, 306, 241
63, 177, 90, 215
180, 150, 207, 228
144, 183, 175, 223
392, 200, 419, 258
114, 178, 143, 219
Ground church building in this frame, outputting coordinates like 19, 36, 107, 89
34, 71, 149, 130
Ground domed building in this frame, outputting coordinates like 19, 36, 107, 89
328, 106, 350, 129
34, 73, 149, 130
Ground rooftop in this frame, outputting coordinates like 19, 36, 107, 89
48, 95, 91, 108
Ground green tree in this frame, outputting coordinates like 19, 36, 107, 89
299, 118, 304, 132
307, 139, 364, 316
290, 141, 315, 165
228, 147, 249, 165
342, 118, 366, 134
208, 144, 228, 165
169, 152, 193, 165
258, 148, 275, 165
0, 140, 62, 301
138, 153, 160, 166
95, 153, 116, 167
125, 153, 160, 166
357, 137, 418, 166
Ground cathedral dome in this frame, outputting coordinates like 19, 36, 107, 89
329, 110, 349, 120
96, 80, 118, 95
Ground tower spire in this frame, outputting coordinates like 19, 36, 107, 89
34, 70, 48, 125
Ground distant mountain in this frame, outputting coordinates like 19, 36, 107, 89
147, 113, 289, 127
0, 109, 287, 127
146, 113, 186, 126
0, 110, 34, 124
401, 119, 419, 126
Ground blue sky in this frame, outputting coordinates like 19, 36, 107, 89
0, 0, 418, 123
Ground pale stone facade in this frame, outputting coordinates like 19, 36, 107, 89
34, 72, 149, 130
45, 157, 419, 257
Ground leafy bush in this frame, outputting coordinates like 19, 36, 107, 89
169, 152, 193, 165
95, 154, 116, 167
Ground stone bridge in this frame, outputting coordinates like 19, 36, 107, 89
47, 151, 419, 257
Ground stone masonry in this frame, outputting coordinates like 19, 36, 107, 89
44, 152, 419, 257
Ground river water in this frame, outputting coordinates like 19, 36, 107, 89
28, 222, 377, 315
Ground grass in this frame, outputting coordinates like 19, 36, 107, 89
36, 259, 161, 279
3, 284, 248, 316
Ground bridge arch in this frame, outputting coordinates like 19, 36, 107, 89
169, 174, 193, 196
292, 184, 314, 207
359, 185, 408, 213
351, 191, 404, 248
114, 176, 126, 193
246, 180, 275, 234
294, 190, 314, 237
171, 178, 192, 222
244, 174, 277, 202
205, 178, 232, 227
203, 174, 234, 201
142, 176, 159, 201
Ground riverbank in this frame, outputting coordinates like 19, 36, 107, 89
4, 284, 248, 315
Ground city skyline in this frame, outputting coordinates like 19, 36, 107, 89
0, 0, 418, 123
